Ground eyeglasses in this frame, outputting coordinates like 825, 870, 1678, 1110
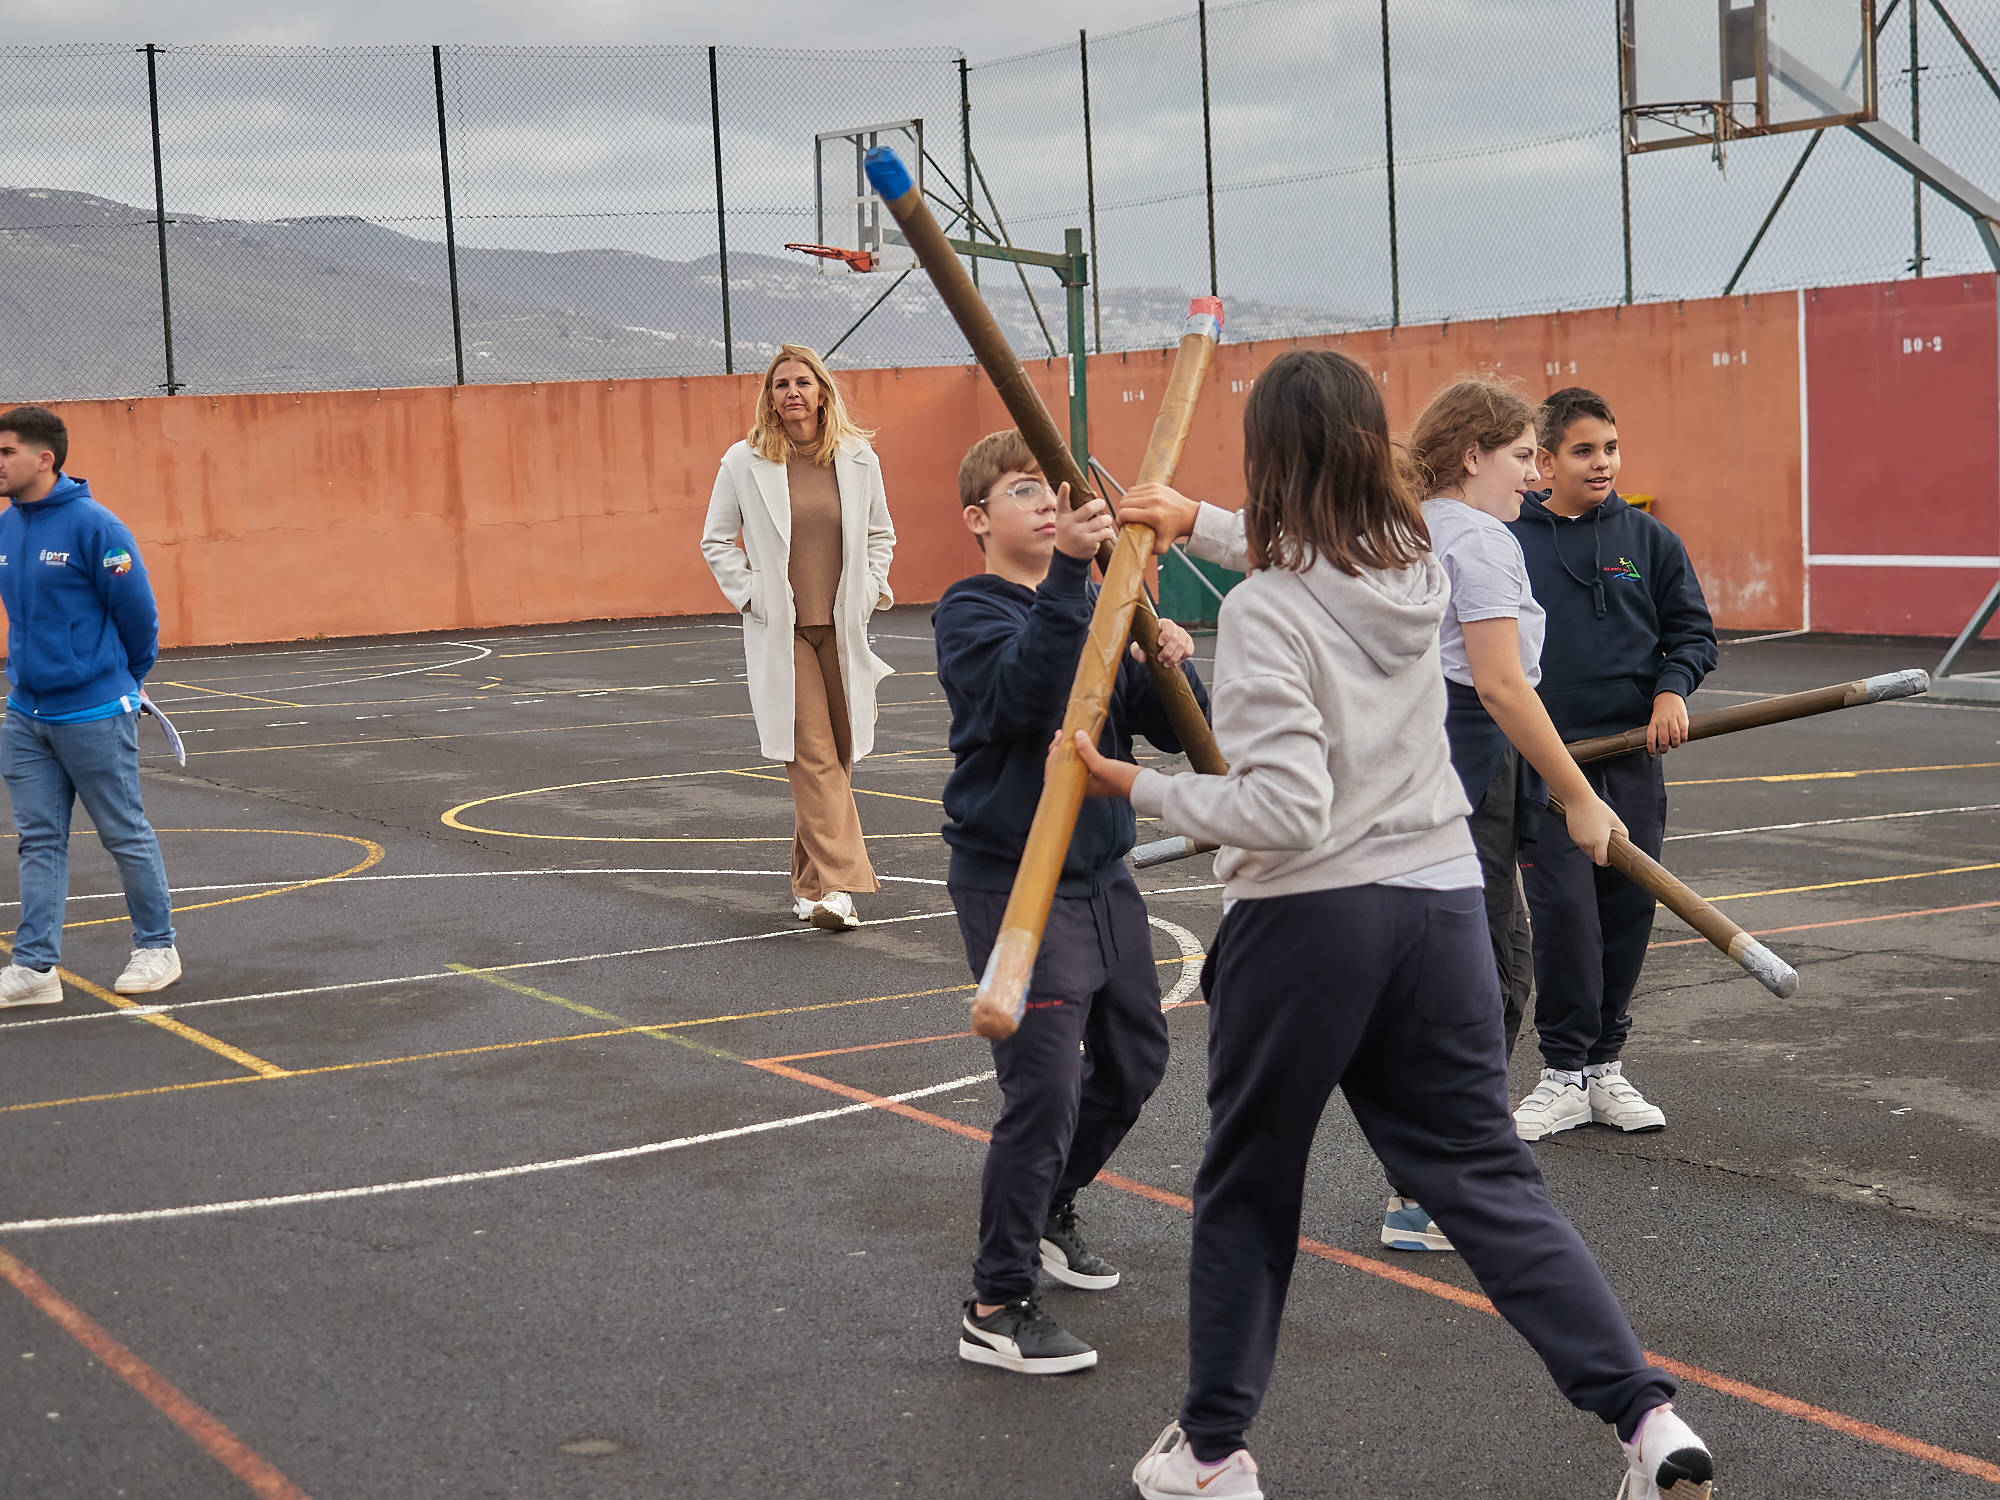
981, 479, 1051, 507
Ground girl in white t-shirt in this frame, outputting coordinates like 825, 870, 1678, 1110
1376, 378, 1626, 1254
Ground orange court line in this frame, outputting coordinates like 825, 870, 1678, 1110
756, 1059, 2000, 1486
1649, 899, 2000, 950
0, 1245, 313, 1498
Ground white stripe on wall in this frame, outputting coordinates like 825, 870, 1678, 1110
1808, 554, 2000, 568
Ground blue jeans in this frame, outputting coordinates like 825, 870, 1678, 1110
2, 709, 175, 969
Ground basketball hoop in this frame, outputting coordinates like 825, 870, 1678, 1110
786, 242, 876, 273
1625, 101, 1734, 170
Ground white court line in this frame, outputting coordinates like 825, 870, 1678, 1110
1149, 916, 1205, 1007
1666, 803, 2000, 842
156, 622, 735, 666
1, 869, 951, 912
0, 1072, 997, 1235
1, 907, 967, 1030
290, 642, 495, 691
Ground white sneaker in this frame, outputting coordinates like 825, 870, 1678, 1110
1514, 1069, 1591, 1141
1588, 1062, 1667, 1133
808, 891, 859, 931
1380, 1195, 1454, 1252
1616, 1403, 1713, 1499
113, 946, 182, 995
792, 896, 816, 921
0, 963, 63, 1009
1132, 1422, 1263, 1500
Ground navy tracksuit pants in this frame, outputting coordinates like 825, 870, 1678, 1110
1519, 750, 1668, 1072
1180, 883, 1675, 1462
951, 874, 1170, 1304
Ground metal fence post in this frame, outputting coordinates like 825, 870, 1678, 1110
1379, 0, 1400, 328
1911, 0, 1924, 275
1616, 0, 1634, 304
1081, 29, 1103, 354
1066, 227, 1089, 468
143, 44, 180, 395
1198, 0, 1218, 298
432, 46, 467, 387
710, 46, 733, 374
961, 57, 978, 288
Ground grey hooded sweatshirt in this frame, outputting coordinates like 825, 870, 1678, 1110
1129, 503, 1473, 901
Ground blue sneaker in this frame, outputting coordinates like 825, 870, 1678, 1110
1380, 1195, 1453, 1253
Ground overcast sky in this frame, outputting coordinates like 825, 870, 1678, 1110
1, 0, 1181, 60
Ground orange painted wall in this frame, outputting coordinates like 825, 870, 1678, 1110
36, 293, 1810, 649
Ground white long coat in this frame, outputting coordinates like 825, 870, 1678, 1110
699, 436, 896, 764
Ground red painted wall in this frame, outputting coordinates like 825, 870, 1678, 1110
1804, 276, 2000, 635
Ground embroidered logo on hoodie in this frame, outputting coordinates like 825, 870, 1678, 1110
103, 548, 133, 575
1603, 556, 1642, 582
38, 549, 70, 566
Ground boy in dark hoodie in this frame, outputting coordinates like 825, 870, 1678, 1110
0, 406, 182, 1008
933, 428, 1207, 1376
1507, 389, 1716, 1142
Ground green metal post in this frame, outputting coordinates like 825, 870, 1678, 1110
1065, 227, 1089, 473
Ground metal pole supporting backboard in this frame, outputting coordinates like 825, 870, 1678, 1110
432, 46, 466, 388
143, 44, 180, 395
1081, 29, 1102, 354
710, 47, 733, 375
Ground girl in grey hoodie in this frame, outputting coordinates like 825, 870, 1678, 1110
1088, 351, 1714, 1500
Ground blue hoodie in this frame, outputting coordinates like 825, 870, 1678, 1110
933, 550, 1209, 896
0, 475, 160, 718
1507, 490, 1717, 741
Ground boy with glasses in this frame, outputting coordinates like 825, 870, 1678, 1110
932, 429, 1207, 1374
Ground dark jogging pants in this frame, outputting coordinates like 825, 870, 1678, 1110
1443, 683, 1534, 1059
1519, 750, 1668, 1072
951, 875, 1170, 1304
1180, 884, 1674, 1462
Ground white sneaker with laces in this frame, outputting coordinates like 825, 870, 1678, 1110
1588, 1062, 1667, 1133
1514, 1069, 1591, 1141
1131, 1422, 1262, 1500
0, 963, 63, 1008
114, 946, 182, 995
1616, 1402, 1713, 1499
808, 892, 859, 931
792, 896, 816, 921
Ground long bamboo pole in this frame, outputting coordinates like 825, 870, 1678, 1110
1132, 670, 1933, 870
861, 146, 1224, 779
966, 301, 1224, 1039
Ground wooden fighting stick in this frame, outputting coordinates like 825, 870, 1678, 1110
957, 300, 1226, 1039
1132, 670, 1935, 871
1543, 792, 1798, 997
861, 145, 1224, 783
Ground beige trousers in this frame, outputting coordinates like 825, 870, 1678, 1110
787, 624, 878, 900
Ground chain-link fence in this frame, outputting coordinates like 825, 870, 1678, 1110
4, 2, 1997, 401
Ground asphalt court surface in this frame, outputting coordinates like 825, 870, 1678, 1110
1, 614, 1996, 1498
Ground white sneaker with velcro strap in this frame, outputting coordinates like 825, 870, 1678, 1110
1587, 1061, 1667, 1133
1514, 1069, 1591, 1141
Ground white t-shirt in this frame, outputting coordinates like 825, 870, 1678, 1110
1421, 497, 1545, 689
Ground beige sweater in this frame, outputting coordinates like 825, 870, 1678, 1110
1129, 503, 1472, 899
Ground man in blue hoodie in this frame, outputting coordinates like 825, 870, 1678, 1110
1507, 389, 1715, 1142
935, 429, 1207, 1377
0, 406, 180, 1008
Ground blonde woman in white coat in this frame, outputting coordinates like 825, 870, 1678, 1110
701, 344, 896, 930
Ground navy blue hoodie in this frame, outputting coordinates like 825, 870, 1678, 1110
1507, 490, 1717, 741
0, 475, 160, 717
932, 550, 1209, 896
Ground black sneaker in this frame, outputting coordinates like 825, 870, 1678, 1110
958, 1296, 1098, 1375
1040, 1199, 1121, 1290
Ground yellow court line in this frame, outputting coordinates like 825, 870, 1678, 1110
158, 680, 306, 709
0, 937, 288, 1081
494, 636, 734, 659
1, 831, 385, 936
446, 964, 742, 1061
1, 955, 1202, 1116
1710, 861, 2000, 903
1670, 760, 2000, 787
721, 769, 944, 807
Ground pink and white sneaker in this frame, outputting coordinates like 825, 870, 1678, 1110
1616, 1403, 1714, 1499
1131, 1421, 1262, 1499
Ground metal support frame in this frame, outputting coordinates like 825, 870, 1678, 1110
1930, 577, 2000, 702
1198, 0, 1218, 298
432, 46, 466, 387
1616, 0, 1634, 302
1910, 0, 1925, 275
143, 44, 180, 395
1380, 0, 1400, 327
960, 59, 978, 289
1080, 29, 1103, 354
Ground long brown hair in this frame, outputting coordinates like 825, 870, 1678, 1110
1403, 376, 1537, 496
1242, 350, 1428, 575
747, 343, 874, 467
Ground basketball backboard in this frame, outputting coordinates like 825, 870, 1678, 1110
1621, 0, 1877, 159
808, 119, 923, 273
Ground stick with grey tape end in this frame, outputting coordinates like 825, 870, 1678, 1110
1729, 935, 1801, 999
1132, 835, 1211, 870
1566, 669, 1933, 764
